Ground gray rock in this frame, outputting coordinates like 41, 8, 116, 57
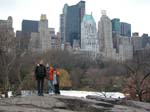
125, 100, 150, 111
53, 109, 78, 112
87, 104, 108, 112
108, 105, 149, 112
86, 95, 121, 104
0, 94, 150, 112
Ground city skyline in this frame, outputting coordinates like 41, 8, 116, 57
0, 0, 150, 35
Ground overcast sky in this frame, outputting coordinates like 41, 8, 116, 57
0, 0, 150, 35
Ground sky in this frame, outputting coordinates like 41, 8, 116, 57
0, 0, 150, 35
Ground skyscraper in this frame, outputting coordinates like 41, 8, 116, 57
17, 20, 39, 52
111, 18, 120, 34
22, 20, 39, 33
98, 11, 133, 61
81, 14, 99, 54
131, 32, 142, 51
111, 19, 131, 38
141, 34, 150, 48
120, 22, 131, 37
38, 14, 51, 52
60, 1, 85, 46
0, 16, 15, 56
60, 13, 65, 43
98, 10, 115, 58
111, 18, 120, 52
28, 14, 51, 52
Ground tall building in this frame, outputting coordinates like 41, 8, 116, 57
16, 20, 39, 52
60, 1, 85, 46
49, 28, 61, 49
0, 16, 15, 56
0, 16, 13, 28
111, 18, 121, 52
119, 37, 133, 60
98, 10, 116, 58
60, 14, 65, 43
81, 14, 99, 54
120, 22, 131, 37
29, 14, 51, 52
111, 18, 120, 34
111, 18, 132, 53
22, 20, 39, 33
39, 14, 51, 52
131, 32, 142, 51
111, 19, 131, 38
49, 28, 55, 37
141, 34, 150, 48
98, 11, 133, 61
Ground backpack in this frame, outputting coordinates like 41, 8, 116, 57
53, 73, 57, 85
36, 65, 46, 78
46, 67, 50, 78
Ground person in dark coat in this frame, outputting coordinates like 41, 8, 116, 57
35, 60, 46, 96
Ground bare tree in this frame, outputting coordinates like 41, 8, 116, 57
0, 24, 16, 95
123, 49, 150, 101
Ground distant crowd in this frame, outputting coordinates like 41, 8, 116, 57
34, 60, 60, 96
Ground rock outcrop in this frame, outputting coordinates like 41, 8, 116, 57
0, 94, 149, 112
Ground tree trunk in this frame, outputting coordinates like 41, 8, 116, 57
138, 93, 143, 101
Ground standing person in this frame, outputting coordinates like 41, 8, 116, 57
53, 69, 60, 95
46, 63, 50, 94
47, 66, 55, 95
35, 60, 46, 96
46, 64, 50, 80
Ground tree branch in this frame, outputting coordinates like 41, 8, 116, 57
140, 72, 150, 87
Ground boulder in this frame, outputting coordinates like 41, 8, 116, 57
86, 95, 122, 104
0, 94, 149, 112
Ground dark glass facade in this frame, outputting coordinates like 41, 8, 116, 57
120, 22, 131, 37
22, 20, 39, 33
60, 1, 85, 46
111, 18, 120, 34
60, 14, 65, 43
141, 34, 150, 48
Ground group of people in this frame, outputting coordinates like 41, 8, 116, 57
34, 60, 60, 96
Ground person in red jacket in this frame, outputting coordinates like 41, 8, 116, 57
47, 66, 55, 95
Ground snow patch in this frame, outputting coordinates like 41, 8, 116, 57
60, 90, 125, 99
